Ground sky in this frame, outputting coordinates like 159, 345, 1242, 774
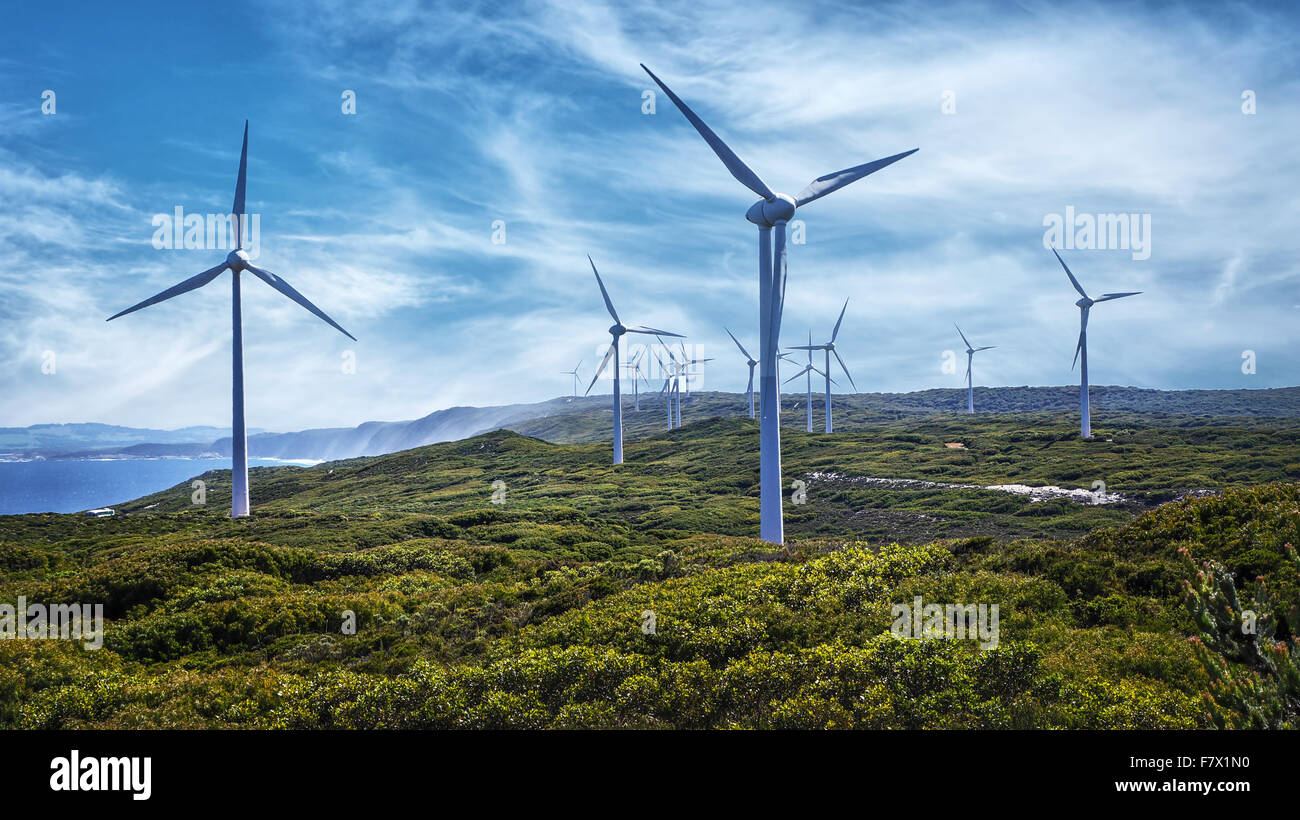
1, 0, 1297, 432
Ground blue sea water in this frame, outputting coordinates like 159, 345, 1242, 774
0, 458, 313, 515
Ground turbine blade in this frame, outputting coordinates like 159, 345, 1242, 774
244, 263, 356, 340
1052, 248, 1089, 299
830, 298, 849, 343
725, 327, 753, 361
975, 345, 996, 351
107, 263, 229, 321
787, 344, 822, 350
954, 323, 971, 349
1072, 310, 1088, 370
794, 149, 919, 207
629, 326, 682, 337
784, 365, 813, 384
1095, 291, 1142, 302
233, 121, 249, 249
746, 367, 754, 396
585, 343, 617, 395
588, 256, 620, 323
640, 64, 774, 201
965, 358, 971, 383
832, 349, 856, 391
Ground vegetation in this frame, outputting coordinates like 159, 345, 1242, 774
1, 407, 1297, 729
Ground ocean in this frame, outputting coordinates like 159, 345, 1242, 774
0, 458, 316, 515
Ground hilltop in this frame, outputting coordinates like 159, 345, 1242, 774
12, 385, 1300, 461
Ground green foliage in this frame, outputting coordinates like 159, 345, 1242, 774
2, 414, 1297, 729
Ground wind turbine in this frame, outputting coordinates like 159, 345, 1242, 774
561, 359, 583, 399
789, 298, 857, 433
107, 121, 354, 518
584, 256, 681, 463
622, 348, 648, 411
676, 340, 713, 400
650, 349, 674, 430
954, 325, 995, 414
784, 333, 832, 432
1051, 248, 1141, 438
643, 64, 915, 543
724, 327, 758, 418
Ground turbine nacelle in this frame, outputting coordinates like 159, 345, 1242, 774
746, 194, 796, 227
609, 323, 626, 337
1076, 297, 1093, 309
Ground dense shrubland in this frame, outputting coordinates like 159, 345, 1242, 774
2, 417, 1297, 728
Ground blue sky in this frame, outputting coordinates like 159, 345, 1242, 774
1, 0, 1297, 431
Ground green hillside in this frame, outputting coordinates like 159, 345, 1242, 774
2, 410, 1298, 728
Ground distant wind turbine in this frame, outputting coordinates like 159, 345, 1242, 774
622, 348, 648, 411
584, 256, 681, 463
784, 333, 832, 432
561, 359, 582, 399
789, 298, 857, 433
643, 64, 916, 544
724, 327, 759, 418
107, 121, 354, 518
954, 325, 995, 414
1051, 248, 1141, 438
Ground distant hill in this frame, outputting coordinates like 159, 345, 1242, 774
0, 422, 236, 456
13, 385, 1299, 461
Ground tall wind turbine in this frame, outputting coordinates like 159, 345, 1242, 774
643, 64, 916, 544
724, 327, 759, 418
584, 256, 681, 463
954, 325, 995, 413
107, 121, 354, 518
789, 298, 857, 433
561, 359, 582, 399
1051, 248, 1141, 438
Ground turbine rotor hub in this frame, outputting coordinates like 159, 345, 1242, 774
610, 324, 626, 336
1077, 297, 1093, 308
226, 249, 250, 269
745, 193, 797, 227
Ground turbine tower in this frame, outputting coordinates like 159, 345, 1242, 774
1051, 248, 1141, 438
954, 325, 995, 413
561, 359, 582, 399
584, 256, 681, 463
643, 64, 916, 544
107, 121, 354, 518
724, 327, 759, 418
789, 298, 857, 433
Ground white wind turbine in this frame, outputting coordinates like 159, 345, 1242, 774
789, 298, 857, 433
724, 327, 759, 418
561, 359, 582, 399
622, 348, 649, 411
654, 352, 675, 431
784, 332, 833, 433
676, 340, 713, 400
1051, 248, 1141, 438
954, 325, 995, 414
107, 121, 354, 518
643, 64, 915, 544
584, 256, 681, 463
